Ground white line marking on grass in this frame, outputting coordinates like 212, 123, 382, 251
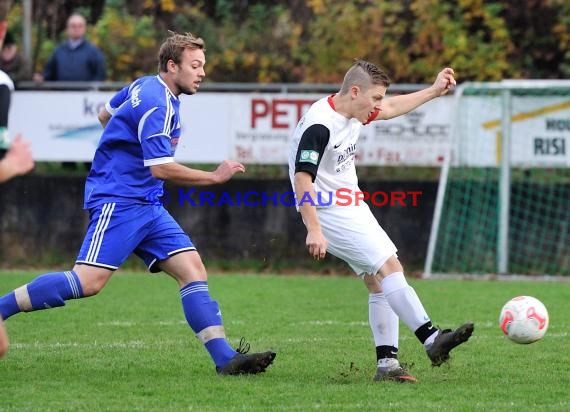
297, 320, 369, 326
96, 320, 186, 327
12, 340, 148, 349
283, 337, 371, 343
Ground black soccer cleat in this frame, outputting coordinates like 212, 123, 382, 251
426, 322, 474, 367
216, 351, 277, 375
216, 338, 276, 376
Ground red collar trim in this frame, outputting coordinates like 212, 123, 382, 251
327, 94, 336, 111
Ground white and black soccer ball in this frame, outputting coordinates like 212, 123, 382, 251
499, 296, 549, 344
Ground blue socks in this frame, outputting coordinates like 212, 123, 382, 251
180, 281, 237, 367
0, 274, 237, 368
0, 271, 83, 320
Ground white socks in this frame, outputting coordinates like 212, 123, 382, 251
380, 272, 433, 334
368, 292, 399, 348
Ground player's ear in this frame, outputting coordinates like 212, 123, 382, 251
167, 59, 177, 73
350, 85, 360, 99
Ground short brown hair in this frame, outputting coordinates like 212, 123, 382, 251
158, 31, 206, 72
339, 59, 391, 95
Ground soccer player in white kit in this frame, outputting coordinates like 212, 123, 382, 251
289, 60, 474, 382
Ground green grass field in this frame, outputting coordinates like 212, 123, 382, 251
1, 270, 569, 411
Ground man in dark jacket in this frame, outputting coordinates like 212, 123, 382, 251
33, 12, 105, 170
34, 13, 106, 82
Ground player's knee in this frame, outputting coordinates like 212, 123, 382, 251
79, 277, 107, 296
177, 266, 208, 285
363, 274, 381, 293
376, 255, 404, 278
161, 251, 209, 286
73, 266, 113, 297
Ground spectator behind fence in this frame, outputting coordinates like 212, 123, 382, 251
0, 31, 31, 86
33, 13, 105, 170
33, 13, 106, 82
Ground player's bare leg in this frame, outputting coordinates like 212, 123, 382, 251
73, 264, 114, 296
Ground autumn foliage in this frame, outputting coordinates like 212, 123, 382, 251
8, 0, 570, 83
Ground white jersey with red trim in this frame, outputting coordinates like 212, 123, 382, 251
288, 95, 364, 205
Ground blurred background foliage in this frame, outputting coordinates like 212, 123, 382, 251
6, 0, 570, 83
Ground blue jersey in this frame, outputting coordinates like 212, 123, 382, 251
84, 75, 181, 208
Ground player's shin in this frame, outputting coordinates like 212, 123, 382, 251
380, 272, 438, 345
0, 271, 84, 319
369, 292, 400, 367
180, 281, 236, 367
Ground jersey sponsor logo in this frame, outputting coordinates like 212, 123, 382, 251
335, 143, 357, 172
336, 143, 356, 162
131, 84, 142, 108
300, 150, 319, 165
333, 143, 342, 149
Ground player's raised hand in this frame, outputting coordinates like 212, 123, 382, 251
212, 160, 246, 183
432, 67, 456, 96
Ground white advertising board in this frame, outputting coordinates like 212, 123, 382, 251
9, 91, 233, 163
10, 89, 567, 167
457, 96, 570, 167
228, 94, 453, 166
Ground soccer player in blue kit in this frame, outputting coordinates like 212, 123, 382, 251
0, 32, 276, 374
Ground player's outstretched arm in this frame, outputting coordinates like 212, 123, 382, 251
376, 67, 456, 120
150, 160, 245, 186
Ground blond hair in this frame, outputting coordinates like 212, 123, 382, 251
339, 59, 391, 95
158, 31, 206, 72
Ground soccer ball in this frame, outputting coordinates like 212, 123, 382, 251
499, 296, 549, 344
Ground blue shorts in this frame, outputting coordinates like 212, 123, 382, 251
76, 202, 196, 273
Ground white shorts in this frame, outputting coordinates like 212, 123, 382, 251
317, 203, 397, 276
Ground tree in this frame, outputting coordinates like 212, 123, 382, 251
8, 0, 570, 83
